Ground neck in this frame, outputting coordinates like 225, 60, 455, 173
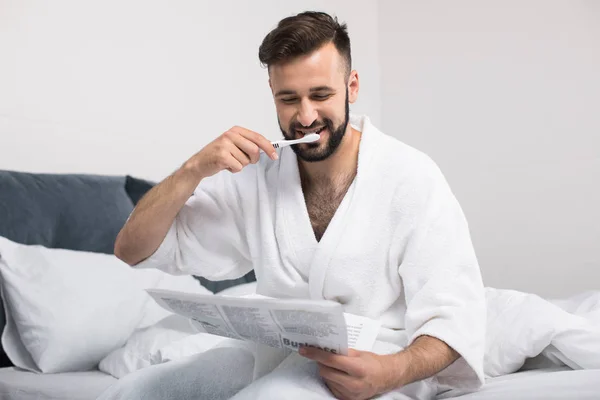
298, 125, 361, 185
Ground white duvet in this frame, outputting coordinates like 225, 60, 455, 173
483, 288, 600, 377
104, 286, 600, 387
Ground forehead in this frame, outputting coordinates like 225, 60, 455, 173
269, 42, 346, 92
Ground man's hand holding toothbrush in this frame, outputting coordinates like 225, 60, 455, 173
185, 126, 277, 179
184, 126, 319, 179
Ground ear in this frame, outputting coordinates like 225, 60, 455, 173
347, 70, 359, 104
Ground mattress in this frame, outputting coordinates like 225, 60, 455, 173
441, 367, 600, 399
0, 367, 116, 400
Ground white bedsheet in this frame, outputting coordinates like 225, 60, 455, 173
0, 367, 116, 400
3, 365, 599, 400
441, 367, 600, 399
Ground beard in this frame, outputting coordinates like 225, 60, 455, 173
278, 89, 350, 163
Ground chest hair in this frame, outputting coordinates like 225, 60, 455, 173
302, 172, 356, 242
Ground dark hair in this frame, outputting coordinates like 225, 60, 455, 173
259, 11, 351, 78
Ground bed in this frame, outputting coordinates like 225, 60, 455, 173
0, 368, 116, 400
444, 368, 600, 399
0, 169, 598, 399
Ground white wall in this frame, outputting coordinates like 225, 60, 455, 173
2, 1, 598, 297
379, 0, 600, 297
0, 0, 381, 181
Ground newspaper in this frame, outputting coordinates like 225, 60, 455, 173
147, 289, 381, 356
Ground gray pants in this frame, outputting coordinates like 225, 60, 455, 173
97, 347, 436, 400
96, 347, 255, 400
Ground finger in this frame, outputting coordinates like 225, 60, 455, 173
347, 349, 361, 357
224, 156, 244, 173
218, 148, 244, 173
300, 348, 362, 376
325, 380, 352, 400
318, 364, 356, 388
228, 134, 261, 164
327, 383, 343, 399
230, 126, 278, 160
227, 143, 251, 168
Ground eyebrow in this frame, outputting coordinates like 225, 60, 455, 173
275, 86, 335, 97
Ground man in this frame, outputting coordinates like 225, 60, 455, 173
103, 11, 485, 400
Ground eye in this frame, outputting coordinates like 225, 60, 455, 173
312, 94, 331, 101
281, 98, 298, 104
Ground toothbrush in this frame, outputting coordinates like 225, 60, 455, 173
271, 133, 320, 149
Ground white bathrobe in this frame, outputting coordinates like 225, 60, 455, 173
136, 114, 486, 395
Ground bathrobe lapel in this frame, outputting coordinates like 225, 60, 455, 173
275, 147, 316, 282
277, 116, 377, 300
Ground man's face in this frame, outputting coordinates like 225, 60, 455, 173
269, 42, 357, 162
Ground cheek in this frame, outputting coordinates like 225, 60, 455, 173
321, 101, 344, 124
276, 105, 295, 125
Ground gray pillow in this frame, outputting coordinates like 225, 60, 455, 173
0, 171, 134, 254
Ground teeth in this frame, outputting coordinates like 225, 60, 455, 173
300, 127, 324, 135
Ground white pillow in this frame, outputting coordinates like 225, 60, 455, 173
137, 272, 211, 330
0, 236, 210, 373
152, 329, 230, 365
99, 314, 193, 378
99, 314, 228, 378
98, 281, 257, 378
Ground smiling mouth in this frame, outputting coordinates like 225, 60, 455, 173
296, 126, 326, 137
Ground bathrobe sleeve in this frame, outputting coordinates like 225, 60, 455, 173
398, 163, 486, 390
132, 171, 252, 280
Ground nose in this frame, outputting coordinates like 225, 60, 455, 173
296, 99, 317, 128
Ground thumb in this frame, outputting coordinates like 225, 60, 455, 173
347, 349, 362, 357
